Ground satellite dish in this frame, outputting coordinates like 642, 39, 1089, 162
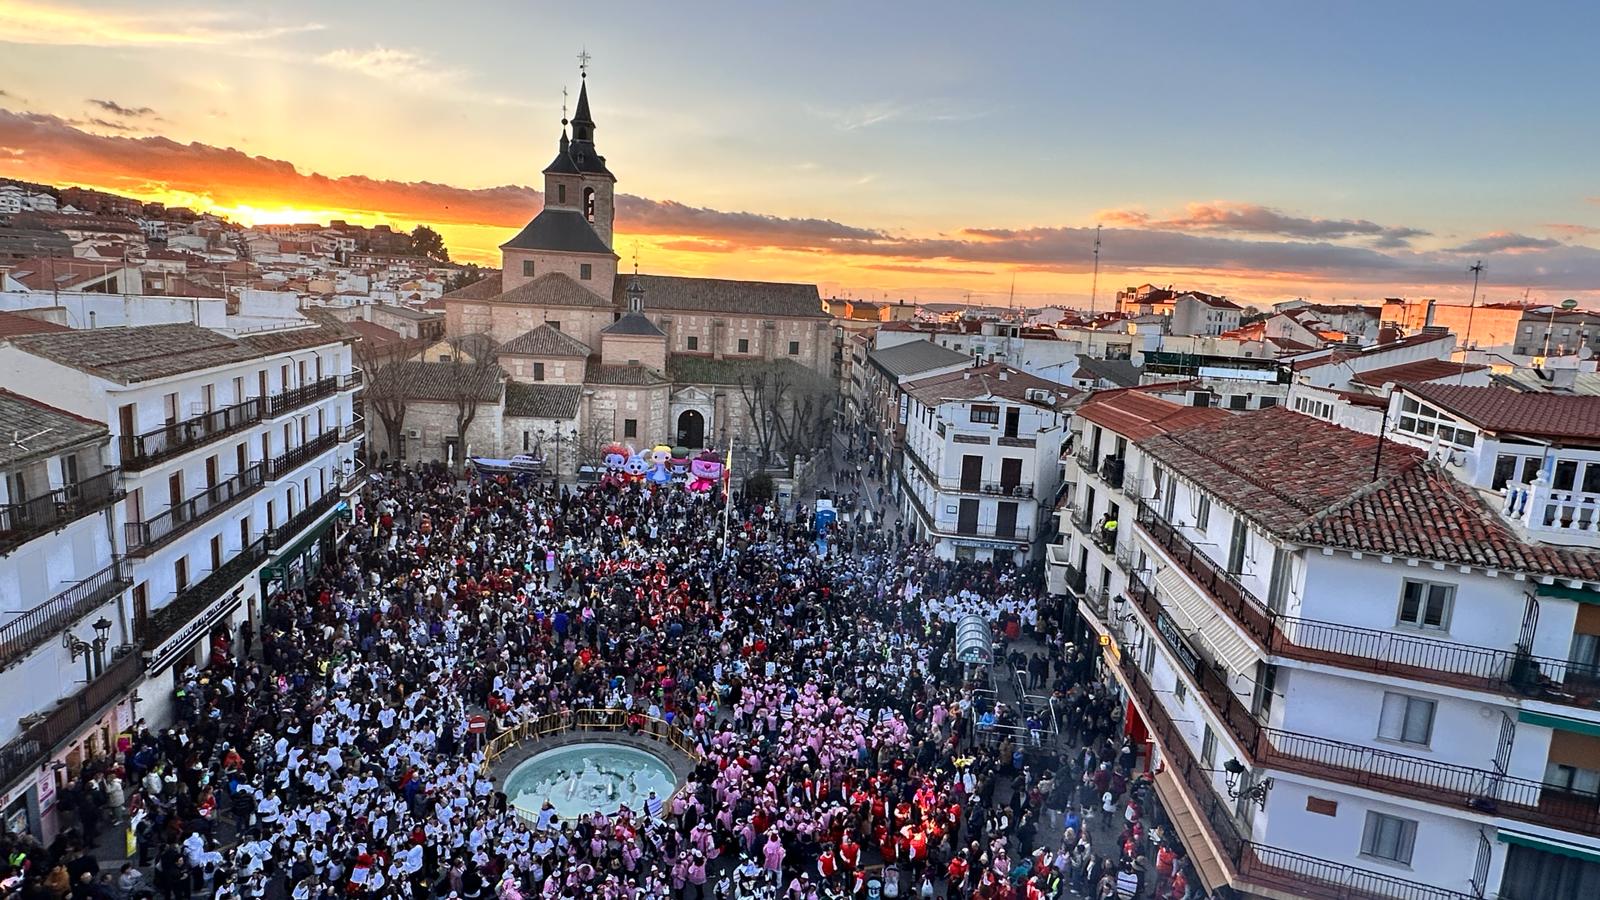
1562, 298, 1580, 311
1581, 346, 1594, 360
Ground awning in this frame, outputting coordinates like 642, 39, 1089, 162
1536, 583, 1600, 606
955, 615, 993, 665
1518, 709, 1600, 739
259, 502, 345, 584
1497, 830, 1600, 865
1152, 765, 1233, 893
1154, 566, 1259, 679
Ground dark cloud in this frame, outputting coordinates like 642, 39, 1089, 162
1449, 232, 1562, 253
1100, 201, 1428, 246
858, 263, 997, 276
89, 99, 157, 118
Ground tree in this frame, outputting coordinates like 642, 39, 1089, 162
359, 336, 430, 460
441, 333, 500, 470
737, 361, 838, 471
745, 471, 775, 502
444, 263, 484, 293
410, 225, 450, 263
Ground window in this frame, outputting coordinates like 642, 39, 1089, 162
548, 321, 561, 331
584, 187, 596, 223
580, 263, 592, 281
1397, 580, 1453, 631
557, 184, 567, 204
1545, 762, 1600, 797
789, 341, 800, 356
1259, 396, 1278, 408
624, 419, 638, 438
1228, 395, 1248, 411
1173, 679, 1187, 704
1378, 692, 1435, 745
522, 260, 535, 277
1201, 724, 1217, 768
1360, 812, 1417, 865
970, 405, 1000, 425
533, 362, 545, 382
1227, 517, 1248, 574
523, 431, 530, 451
738, 338, 750, 354
1195, 495, 1211, 531
686, 336, 699, 351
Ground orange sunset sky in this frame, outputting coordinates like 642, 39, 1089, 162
2, 1, 1598, 308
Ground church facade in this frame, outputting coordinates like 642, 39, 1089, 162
376, 73, 831, 475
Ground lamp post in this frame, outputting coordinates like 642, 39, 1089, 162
63, 616, 113, 681
1222, 757, 1273, 810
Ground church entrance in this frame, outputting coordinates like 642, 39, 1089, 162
676, 410, 706, 448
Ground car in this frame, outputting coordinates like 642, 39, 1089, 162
576, 465, 604, 486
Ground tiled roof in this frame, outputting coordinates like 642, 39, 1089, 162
1138, 407, 1600, 580
10, 323, 344, 383
0, 310, 69, 338
1348, 359, 1486, 387
499, 324, 591, 357
503, 383, 583, 419
903, 363, 1079, 412
3, 256, 125, 290
371, 361, 501, 403
500, 208, 612, 255
601, 312, 667, 337
1075, 390, 1228, 440
442, 273, 503, 301
866, 340, 972, 378
0, 389, 107, 467
1073, 355, 1143, 388
585, 360, 668, 386
613, 274, 825, 319
665, 356, 828, 387
493, 272, 612, 308
1288, 330, 1452, 370
1402, 384, 1600, 440
346, 320, 404, 345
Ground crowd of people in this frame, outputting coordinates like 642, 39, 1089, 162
1, 460, 1211, 900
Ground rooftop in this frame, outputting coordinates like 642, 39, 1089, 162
503, 382, 583, 419
1073, 355, 1143, 388
584, 360, 668, 386
0, 389, 108, 468
1401, 384, 1600, 441
441, 273, 504, 301
666, 356, 828, 387
866, 340, 973, 378
9, 323, 344, 383
1139, 407, 1600, 581
371, 361, 501, 403
0, 310, 70, 338
492, 272, 612, 308
1348, 359, 1488, 387
600, 311, 668, 338
500, 208, 613, 255
613, 273, 825, 319
499, 324, 592, 357
902, 363, 1078, 412
1075, 389, 1229, 441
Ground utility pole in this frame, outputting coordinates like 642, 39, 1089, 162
1089, 224, 1102, 317
1461, 260, 1484, 380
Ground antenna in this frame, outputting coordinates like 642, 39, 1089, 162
1089, 224, 1102, 317
1461, 260, 1484, 381
1008, 274, 1016, 308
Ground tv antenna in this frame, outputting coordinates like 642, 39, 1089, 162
1460, 259, 1484, 381
1089, 224, 1102, 317
9, 427, 53, 451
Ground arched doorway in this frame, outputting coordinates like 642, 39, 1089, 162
676, 409, 705, 447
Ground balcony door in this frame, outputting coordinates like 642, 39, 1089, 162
995, 501, 1018, 539
1000, 457, 1023, 492
1004, 407, 1020, 439
960, 455, 982, 492
957, 499, 979, 534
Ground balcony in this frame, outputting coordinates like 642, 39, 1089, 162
1074, 442, 1094, 471
947, 480, 1034, 499
1066, 503, 1094, 537
1112, 649, 1475, 900
340, 461, 369, 496
265, 431, 338, 480
341, 370, 364, 390
120, 398, 263, 471
1098, 455, 1126, 489
0, 469, 123, 554
340, 422, 362, 443
125, 463, 265, 556
139, 537, 269, 649
0, 558, 130, 669
1136, 502, 1275, 643
265, 490, 341, 550
1504, 480, 1600, 548
1045, 545, 1082, 596
264, 375, 340, 418
951, 522, 1031, 540
0, 648, 143, 794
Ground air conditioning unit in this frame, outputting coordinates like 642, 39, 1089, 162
407, 428, 421, 440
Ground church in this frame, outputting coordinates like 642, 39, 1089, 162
374, 70, 833, 474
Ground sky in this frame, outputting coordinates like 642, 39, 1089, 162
1, 0, 1597, 308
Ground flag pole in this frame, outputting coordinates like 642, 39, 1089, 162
720, 444, 734, 558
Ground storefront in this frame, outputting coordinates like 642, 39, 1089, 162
259, 500, 348, 601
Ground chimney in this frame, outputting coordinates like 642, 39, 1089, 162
962, 371, 970, 380
1424, 299, 1436, 328
998, 370, 1008, 381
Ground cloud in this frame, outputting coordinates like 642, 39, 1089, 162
807, 99, 983, 131
1098, 201, 1428, 247
1448, 231, 1562, 253
89, 99, 157, 119
3, 109, 1599, 296
318, 47, 442, 84
1546, 223, 1600, 239
0, 1, 323, 47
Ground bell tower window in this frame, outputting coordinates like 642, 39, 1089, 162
584, 187, 596, 223
558, 184, 567, 204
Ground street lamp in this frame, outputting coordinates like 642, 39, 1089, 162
63, 616, 114, 681
1222, 757, 1273, 810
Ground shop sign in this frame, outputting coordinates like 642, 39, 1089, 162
148, 587, 243, 672
35, 769, 55, 812
1155, 611, 1201, 676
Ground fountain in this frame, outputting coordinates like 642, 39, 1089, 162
502, 741, 680, 820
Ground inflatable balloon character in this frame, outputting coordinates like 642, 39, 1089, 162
622, 449, 650, 482
600, 442, 629, 486
687, 449, 724, 493
647, 444, 672, 485
668, 448, 691, 481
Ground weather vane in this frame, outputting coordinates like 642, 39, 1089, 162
561, 86, 568, 123
578, 48, 591, 77
632, 241, 640, 275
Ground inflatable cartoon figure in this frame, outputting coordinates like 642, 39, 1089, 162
599, 443, 629, 486
687, 450, 724, 493
647, 445, 672, 485
622, 450, 650, 482
668, 449, 691, 481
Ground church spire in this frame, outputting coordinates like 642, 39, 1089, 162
571, 78, 595, 143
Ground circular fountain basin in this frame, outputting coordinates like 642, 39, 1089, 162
503, 741, 680, 821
